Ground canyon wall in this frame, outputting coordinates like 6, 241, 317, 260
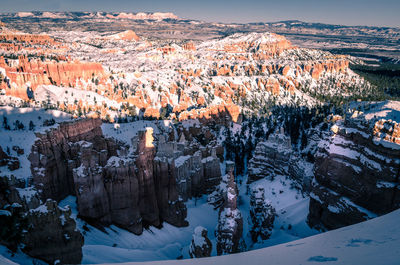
308, 113, 400, 230
29, 118, 222, 235
0, 56, 105, 100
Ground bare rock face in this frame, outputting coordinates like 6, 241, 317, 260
0, 55, 106, 100
249, 186, 275, 242
308, 111, 400, 230
23, 199, 84, 264
248, 128, 292, 183
29, 118, 104, 201
189, 226, 212, 258
29, 118, 223, 238
202, 154, 222, 193
247, 128, 313, 191
0, 176, 83, 264
215, 161, 243, 255
72, 128, 188, 234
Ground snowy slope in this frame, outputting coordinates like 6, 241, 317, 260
101, 208, 400, 265
0, 106, 71, 180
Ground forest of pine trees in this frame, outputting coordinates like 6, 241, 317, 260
223, 104, 336, 176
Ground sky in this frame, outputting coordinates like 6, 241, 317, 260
1, 0, 399, 27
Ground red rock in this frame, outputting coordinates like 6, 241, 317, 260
183, 42, 196, 51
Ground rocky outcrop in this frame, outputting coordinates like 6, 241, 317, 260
0, 176, 83, 264
154, 131, 221, 202
189, 226, 212, 258
71, 128, 178, 234
215, 161, 243, 255
23, 199, 84, 264
29, 118, 222, 235
108, 30, 140, 41
248, 128, 292, 183
0, 55, 106, 100
0, 33, 56, 45
247, 128, 314, 191
308, 108, 400, 230
29, 118, 105, 201
183, 42, 196, 51
249, 186, 275, 242
178, 103, 241, 124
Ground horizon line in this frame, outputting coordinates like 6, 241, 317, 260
0, 11, 398, 29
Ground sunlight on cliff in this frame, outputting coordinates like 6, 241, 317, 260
145, 127, 154, 148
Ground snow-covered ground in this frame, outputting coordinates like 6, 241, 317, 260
99, 207, 400, 265
238, 174, 318, 250
4, 194, 397, 265
63, 195, 219, 264
101, 120, 173, 146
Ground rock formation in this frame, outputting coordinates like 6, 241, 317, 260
107, 30, 140, 41
247, 128, 313, 191
23, 199, 84, 264
189, 226, 212, 258
308, 107, 400, 230
0, 32, 57, 46
215, 161, 243, 255
29, 118, 105, 201
0, 176, 83, 264
28, 118, 223, 235
248, 128, 292, 182
0, 55, 106, 100
249, 186, 275, 242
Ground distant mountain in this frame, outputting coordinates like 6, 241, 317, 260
3, 11, 180, 21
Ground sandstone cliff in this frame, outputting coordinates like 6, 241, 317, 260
28, 118, 223, 236
308, 104, 400, 230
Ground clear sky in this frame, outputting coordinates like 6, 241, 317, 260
1, 0, 399, 27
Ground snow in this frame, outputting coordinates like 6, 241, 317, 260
0, 106, 71, 180
55, 195, 219, 264
0, 210, 11, 216
29, 204, 48, 214
106, 156, 132, 167
327, 136, 383, 171
376, 181, 397, 189
74, 164, 87, 178
192, 227, 207, 247
60, 214, 66, 226
34, 85, 121, 110
359, 101, 400, 122
16, 187, 37, 203
98, 208, 400, 265
101, 120, 172, 146
175, 156, 191, 168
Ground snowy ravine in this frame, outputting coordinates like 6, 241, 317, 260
103, 207, 400, 265
3, 202, 399, 264
0, 172, 318, 264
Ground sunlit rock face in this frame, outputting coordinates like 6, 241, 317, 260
0, 55, 106, 100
